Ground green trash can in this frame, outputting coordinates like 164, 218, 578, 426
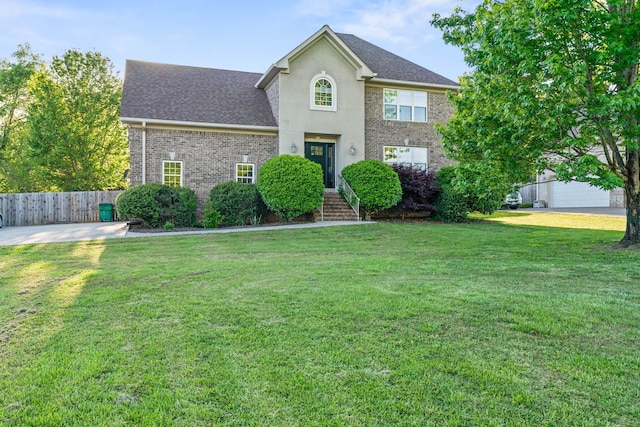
99, 203, 114, 222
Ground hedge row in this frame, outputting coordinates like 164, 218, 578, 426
116, 160, 502, 228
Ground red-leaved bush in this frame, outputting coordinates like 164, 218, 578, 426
392, 164, 441, 213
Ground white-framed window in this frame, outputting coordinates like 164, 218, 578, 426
383, 146, 428, 170
163, 160, 183, 187
383, 88, 428, 122
310, 73, 337, 111
236, 163, 255, 183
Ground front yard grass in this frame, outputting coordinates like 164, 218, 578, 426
1, 213, 638, 426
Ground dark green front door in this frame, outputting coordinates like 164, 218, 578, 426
305, 142, 335, 188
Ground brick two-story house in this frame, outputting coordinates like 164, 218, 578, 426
120, 25, 458, 209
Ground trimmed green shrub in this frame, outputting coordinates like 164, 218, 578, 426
341, 160, 402, 216
115, 183, 163, 227
203, 201, 224, 228
432, 186, 469, 223
257, 155, 324, 221
468, 191, 505, 215
432, 166, 505, 222
116, 183, 197, 228
208, 181, 263, 226
432, 167, 469, 222
165, 186, 198, 227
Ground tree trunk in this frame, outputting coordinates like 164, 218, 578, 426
622, 154, 640, 245
622, 186, 640, 245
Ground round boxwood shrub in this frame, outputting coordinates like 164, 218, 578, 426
208, 181, 264, 226
116, 183, 197, 228
341, 160, 402, 216
115, 183, 163, 227
257, 155, 324, 221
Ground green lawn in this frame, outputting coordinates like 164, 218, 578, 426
1, 213, 639, 426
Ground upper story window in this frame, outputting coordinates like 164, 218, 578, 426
384, 89, 428, 122
163, 160, 183, 187
310, 73, 337, 111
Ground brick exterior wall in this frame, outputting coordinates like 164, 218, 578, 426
128, 127, 278, 206
364, 86, 455, 172
126, 86, 456, 213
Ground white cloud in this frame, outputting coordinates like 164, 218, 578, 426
335, 0, 458, 46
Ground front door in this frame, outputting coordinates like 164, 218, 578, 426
305, 142, 335, 188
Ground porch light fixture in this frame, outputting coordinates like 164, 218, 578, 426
349, 145, 356, 155
290, 143, 297, 153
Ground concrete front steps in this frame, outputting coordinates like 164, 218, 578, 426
315, 191, 360, 221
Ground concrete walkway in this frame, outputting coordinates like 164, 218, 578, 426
0, 220, 372, 247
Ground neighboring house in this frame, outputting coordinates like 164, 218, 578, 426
519, 148, 624, 208
527, 173, 624, 208
120, 25, 458, 208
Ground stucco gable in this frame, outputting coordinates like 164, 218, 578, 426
120, 60, 277, 128
256, 25, 375, 89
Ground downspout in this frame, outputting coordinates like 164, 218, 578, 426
142, 122, 147, 184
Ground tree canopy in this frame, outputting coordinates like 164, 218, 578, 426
0, 44, 43, 190
432, 0, 640, 244
0, 47, 128, 192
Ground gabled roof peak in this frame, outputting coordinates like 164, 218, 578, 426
255, 25, 375, 89
256, 25, 459, 90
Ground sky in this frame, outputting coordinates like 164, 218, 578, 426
0, 0, 481, 82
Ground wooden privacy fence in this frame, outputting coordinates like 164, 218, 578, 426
0, 191, 123, 227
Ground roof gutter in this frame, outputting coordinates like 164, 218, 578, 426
369, 78, 460, 91
255, 65, 281, 89
120, 117, 279, 133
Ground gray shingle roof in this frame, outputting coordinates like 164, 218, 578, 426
121, 29, 458, 127
336, 33, 459, 87
120, 60, 277, 127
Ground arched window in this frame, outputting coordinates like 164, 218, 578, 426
310, 73, 337, 111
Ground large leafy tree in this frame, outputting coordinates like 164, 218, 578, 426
0, 44, 42, 152
25, 49, 128, 191
0, 44, 43, 191
432, 0, 640, 245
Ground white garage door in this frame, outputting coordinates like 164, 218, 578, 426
551, 181, 610, 208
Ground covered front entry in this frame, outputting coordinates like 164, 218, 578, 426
305, 142, 335, 188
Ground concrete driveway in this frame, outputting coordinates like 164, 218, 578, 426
524, 207, 626, 216
0, 222, 129, 246
0, 220, 372, 247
